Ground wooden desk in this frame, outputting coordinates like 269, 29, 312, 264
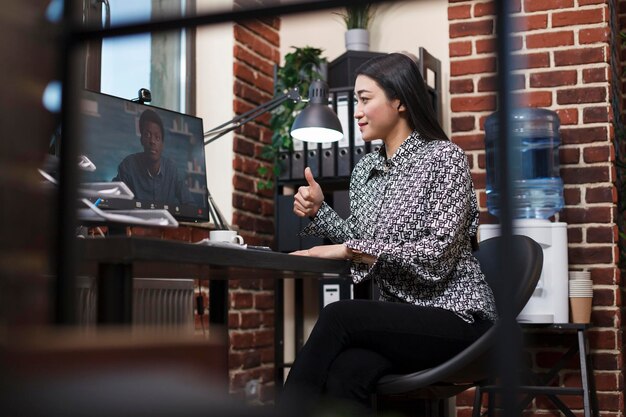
77, 236, 351, 325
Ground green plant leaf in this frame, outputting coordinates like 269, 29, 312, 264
257, 46, 327, 183
334, 3, 374, 29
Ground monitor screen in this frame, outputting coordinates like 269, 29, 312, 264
78, 89, 209, 222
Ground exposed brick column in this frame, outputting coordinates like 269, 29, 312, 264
232, 19, 279, 248
616, 0, 626, 412
448, 1, 622, 415
228, 17, 280, 403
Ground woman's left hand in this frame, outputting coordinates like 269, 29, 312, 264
291, 244, 350, 260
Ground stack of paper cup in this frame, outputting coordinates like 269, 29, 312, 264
569, 271, 593, 323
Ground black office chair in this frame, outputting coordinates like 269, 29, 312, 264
374, 235, 543, 417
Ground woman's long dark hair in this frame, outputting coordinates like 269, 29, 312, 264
355, 53, 449, 141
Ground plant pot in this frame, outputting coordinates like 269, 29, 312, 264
345, 28, 369, 51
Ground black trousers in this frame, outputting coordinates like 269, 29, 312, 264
281, 299, 493, 413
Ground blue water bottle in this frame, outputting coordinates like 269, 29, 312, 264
484, 108, 564, 219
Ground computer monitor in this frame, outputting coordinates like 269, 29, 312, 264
78, 89, 209, 222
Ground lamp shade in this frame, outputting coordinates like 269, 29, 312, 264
290, 80, 343, 143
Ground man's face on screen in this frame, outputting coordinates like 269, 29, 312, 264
140, 121, 164, 162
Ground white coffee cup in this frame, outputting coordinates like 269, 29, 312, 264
569, 271, 591, 280
210, 230, 244, 245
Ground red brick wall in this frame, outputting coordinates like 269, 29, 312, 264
229, 17, 280, 403
232, 18, 279, 248
616, 0, 626, 413
449, 0, 622, 415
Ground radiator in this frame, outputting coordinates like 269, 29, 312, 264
132, 278, 195, 331
76, 276, 195, 331
76, 275, 97, 326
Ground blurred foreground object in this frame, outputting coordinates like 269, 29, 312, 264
0, 327, 276, 417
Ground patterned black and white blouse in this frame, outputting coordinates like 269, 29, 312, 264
302, 131, 498, 323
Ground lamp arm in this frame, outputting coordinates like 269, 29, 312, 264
203, 88, 300, 145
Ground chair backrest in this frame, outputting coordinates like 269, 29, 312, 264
417, 46, 442, 125
376, 235, 543, 396
474, 235, 543, 317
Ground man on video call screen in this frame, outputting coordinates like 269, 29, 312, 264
78, 90, 209, 221
113, 109, 192, 206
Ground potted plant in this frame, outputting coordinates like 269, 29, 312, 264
336, 3, 374, 51
257, 46, 327, 189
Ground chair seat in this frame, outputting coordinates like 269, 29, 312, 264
376, 325, 497, 396
375, 235, 543, 409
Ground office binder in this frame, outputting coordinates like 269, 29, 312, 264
277, 149, 291, 180
336, 95, 352, 176
305, 142, 320, 178
321, 97, 337, 178
321, 141, 336, 177
353, 117, 366, 166
290, 138, 305, 179
337, 146, 350, 176
370, 139, 383, 154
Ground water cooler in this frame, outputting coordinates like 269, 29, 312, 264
479, 220, 568, 323
479, 109, 569, 324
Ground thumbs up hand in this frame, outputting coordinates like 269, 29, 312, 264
293, 167, 324, 218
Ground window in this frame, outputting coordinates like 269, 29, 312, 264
84, 0, 194, 113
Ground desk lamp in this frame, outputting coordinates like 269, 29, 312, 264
290, 80, 343, 143
203, 79, 343, 229
203, 80, 343, 145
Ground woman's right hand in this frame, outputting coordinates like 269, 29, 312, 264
293, 167, 324, 218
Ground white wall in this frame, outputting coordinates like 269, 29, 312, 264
280, 0, 450, 134
196, 1, 234, 224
